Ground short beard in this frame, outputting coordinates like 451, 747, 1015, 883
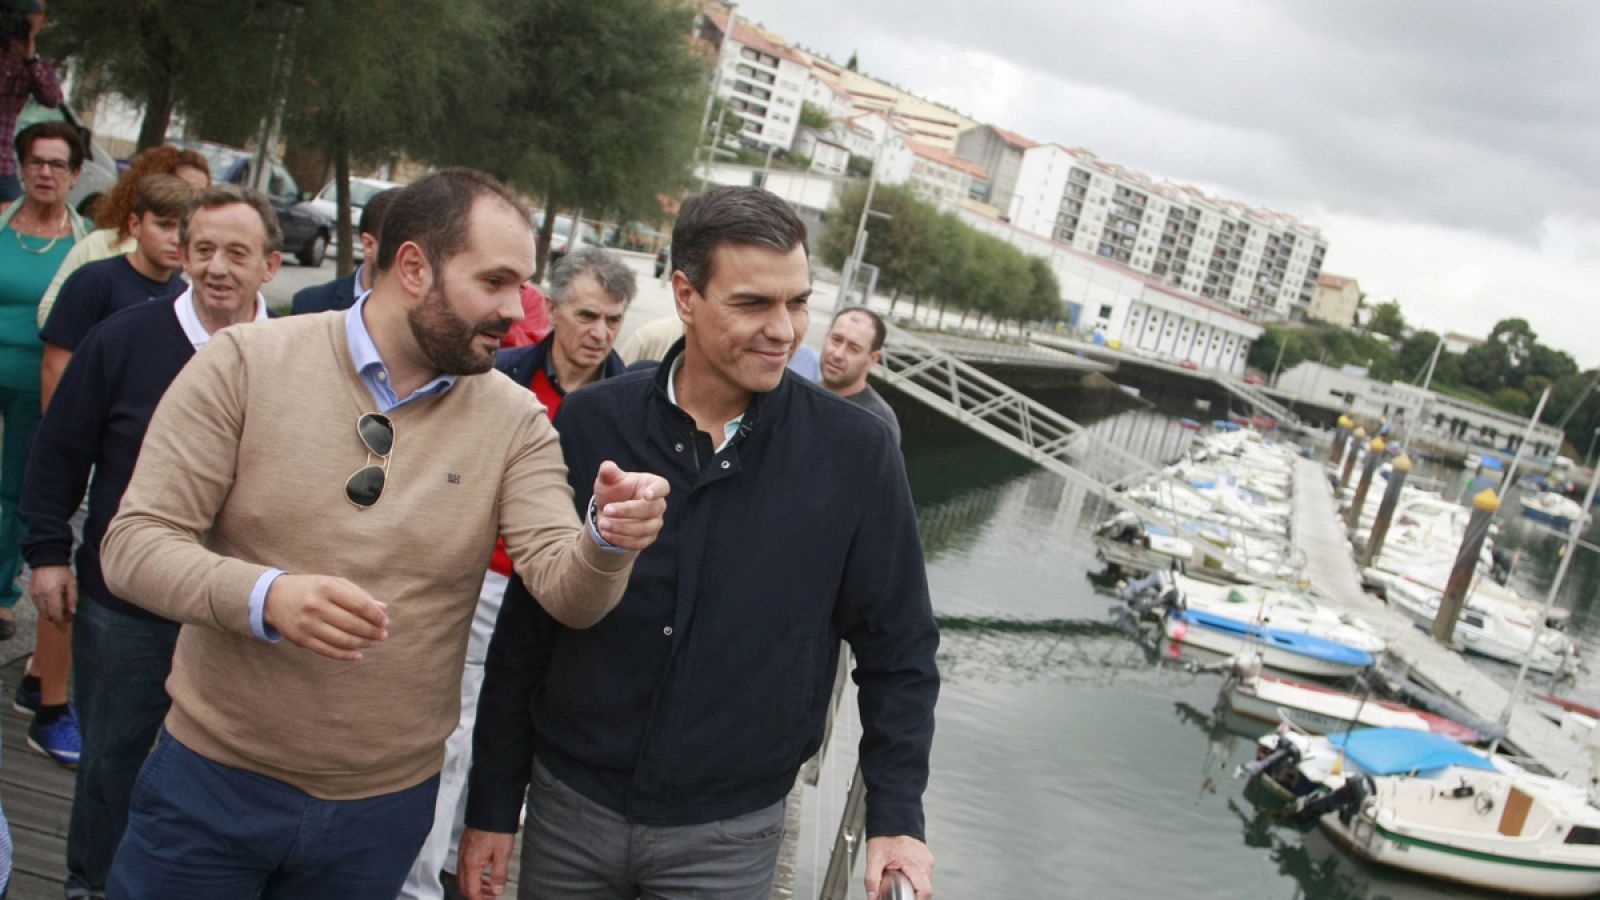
406, 285, 511, 376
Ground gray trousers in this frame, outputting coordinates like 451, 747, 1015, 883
518, 759, 786, 900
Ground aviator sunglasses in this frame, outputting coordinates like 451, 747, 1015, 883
346, 413, 394, 508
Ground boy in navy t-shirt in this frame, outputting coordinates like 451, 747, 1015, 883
40, 174, 195, 407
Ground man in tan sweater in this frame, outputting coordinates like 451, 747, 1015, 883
96, 169, 668, 899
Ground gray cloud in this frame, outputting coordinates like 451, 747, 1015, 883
740, 0, 1600, 239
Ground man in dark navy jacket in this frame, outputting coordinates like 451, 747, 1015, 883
19, 184, 281, 897
289, 187, 398, 315
461, 187, 939, 900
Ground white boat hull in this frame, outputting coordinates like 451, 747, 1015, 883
1163, 616, 1369, 679
1321, 810, 1600, 897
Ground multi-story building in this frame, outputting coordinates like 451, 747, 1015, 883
957, 208, 1264, 375
885, 140, 986, 206
1306, 273, 1360, 327
953, 124, 1036, 218
793, 127, 851, 175
704, 13, 812, 151
1009, 145, 1327, 323
791, 51, 976, 150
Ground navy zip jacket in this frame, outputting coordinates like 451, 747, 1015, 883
494, 331, 625, 393
21, 300, 194, 620
467, 340, 940, 839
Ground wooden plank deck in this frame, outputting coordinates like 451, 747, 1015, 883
1290, 457, 1585, 777
0, 655, 524, 899
2, 657, 73, 899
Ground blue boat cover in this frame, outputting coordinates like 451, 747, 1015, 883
1171, 609, 1375, 668
1328, 728, 1495, 775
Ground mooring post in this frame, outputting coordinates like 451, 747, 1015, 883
1432, 489, 1500, 647
1345, 436, 1387, 530
1338, 426, 1367, 492
1330, 414, 1353, 468
1361, 452, 1411, 568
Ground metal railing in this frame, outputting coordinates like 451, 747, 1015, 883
874, 321, 1277, 579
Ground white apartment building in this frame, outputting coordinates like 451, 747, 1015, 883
1009, 145, 1327, 323
1307, 273, 1360, 327
957, 209, 1264, 375
896, 140, 986, 206
802, 74, 855, 126
709, 15, 811, 151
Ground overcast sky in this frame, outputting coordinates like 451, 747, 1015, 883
734, 0, 1600, 367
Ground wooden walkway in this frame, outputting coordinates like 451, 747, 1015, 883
1289, 457, 1584, 777
0, 653, 526, 899
1, 656, 73, 899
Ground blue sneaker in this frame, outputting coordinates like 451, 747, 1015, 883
28, 707, 81, 768
11, 679, 40, 715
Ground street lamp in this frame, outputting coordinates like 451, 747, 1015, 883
1586, 426, 1600, 471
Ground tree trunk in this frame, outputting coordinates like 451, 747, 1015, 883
533, 194, 557, 283
136, 79, 176, 152
334, 133, 354, 278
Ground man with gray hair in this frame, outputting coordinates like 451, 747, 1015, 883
401, 245, 636, 899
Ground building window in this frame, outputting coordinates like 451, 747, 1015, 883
1098, 305, 1113, 320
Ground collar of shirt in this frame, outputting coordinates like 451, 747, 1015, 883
350, 262, 366, 295
345, 294, 456, 413
173, 285, 270, 350
664, 353, 743, 452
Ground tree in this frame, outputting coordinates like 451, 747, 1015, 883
1366, 300, 1406, 338
420, 0, 707, 280
799, 101, 832, 131
846, 50, 859, 71
45, 0, 280, 149
278, 0, 480, 274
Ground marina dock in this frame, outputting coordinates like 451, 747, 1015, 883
1289, 456, 1587, 779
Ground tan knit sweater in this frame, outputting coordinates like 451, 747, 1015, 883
100, 310, 636, 799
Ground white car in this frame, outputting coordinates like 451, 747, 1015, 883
307, 176, 401, 257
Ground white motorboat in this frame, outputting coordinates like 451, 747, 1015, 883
1250, 727, 1600, 897
1376, 573, 1577, 676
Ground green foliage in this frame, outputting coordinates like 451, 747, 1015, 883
846, 154, 874, 177
822, 182, 1061, 328
799, 101, 832, 131
1365, 300, 1406, 338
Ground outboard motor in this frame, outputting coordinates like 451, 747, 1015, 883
1293, 774, 1374, 826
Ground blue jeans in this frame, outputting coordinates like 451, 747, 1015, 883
65, 598, 180, 896
108, 733, 440, 899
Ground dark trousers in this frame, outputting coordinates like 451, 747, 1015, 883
0, 386, 40, 608
108, 733, 439, 900
517, 759, 786, 900
65, 599, 179, 897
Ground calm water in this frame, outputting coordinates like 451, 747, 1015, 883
792, 398, 1600, 899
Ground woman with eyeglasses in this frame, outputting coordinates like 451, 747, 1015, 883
0, 119, 88, 769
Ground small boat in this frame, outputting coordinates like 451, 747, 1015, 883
1165, 608, 1376, 679
1249, 728, 1600, 897
1178, 417, 1202, 431
1222, 658, 1480, 742
1378, 574, 1577, 676
1521, 492, 1589, 531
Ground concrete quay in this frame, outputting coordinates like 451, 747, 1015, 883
1289, 456, 1590, 781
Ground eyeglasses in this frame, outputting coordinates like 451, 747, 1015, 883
346, 413, 394, 508
22, 158, 71, 173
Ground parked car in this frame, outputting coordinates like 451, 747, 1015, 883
1243, 372, 1265, 385
306, 176, 400, 259
17, 98, 118, 218
541, 215, 602, 268
183, 142, 333, 267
